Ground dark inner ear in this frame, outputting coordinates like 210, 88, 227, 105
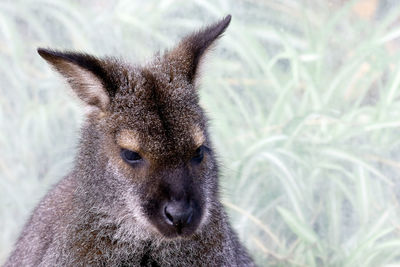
167, 15, 232, 83
37, 49, 119, 98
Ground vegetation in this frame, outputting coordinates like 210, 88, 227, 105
1, 0, 400, 266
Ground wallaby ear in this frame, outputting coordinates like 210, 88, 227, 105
37, 48, 114, 111
166, 15, 231, 83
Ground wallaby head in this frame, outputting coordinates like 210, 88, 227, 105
37, 15, 231, 240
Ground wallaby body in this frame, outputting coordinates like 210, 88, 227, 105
5, 15, 254, 267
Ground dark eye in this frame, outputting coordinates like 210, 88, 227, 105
192, 146, 205, 164
121, 149, 142, 164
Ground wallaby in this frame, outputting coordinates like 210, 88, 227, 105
4, 15, 255, 267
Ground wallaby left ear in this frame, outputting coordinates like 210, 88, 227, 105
38, 48, 117, 111
166, 15, 231, 83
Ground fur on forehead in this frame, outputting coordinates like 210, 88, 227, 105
109, 59, 200, 114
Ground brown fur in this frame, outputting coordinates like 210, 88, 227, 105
4, 15, 255, 266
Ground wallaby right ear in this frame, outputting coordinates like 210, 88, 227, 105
165, 15, 231, 83
38, 48, 115, 111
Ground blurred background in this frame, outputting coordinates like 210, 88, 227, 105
2, 0, 400, 266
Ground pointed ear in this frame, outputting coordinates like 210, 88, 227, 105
37, 48, 115, 111
166, 15, 231, 83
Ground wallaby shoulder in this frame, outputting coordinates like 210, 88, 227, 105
4, 175, 76, 266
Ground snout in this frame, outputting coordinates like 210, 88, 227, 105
163, 200, 194, 232
142, 168, 205, 238
144, 195, 203, 238
155, 197, 201, 238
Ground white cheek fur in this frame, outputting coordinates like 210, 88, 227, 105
105, 162, 170, 240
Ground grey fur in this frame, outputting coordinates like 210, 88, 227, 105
4, 15, 255, 267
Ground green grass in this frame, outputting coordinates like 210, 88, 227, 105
1, 0, 400, 266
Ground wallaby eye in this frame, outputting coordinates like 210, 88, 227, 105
192, 146, 205, 164
121, 149, 142, 164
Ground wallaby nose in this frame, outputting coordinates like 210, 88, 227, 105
164, 200, 194, 228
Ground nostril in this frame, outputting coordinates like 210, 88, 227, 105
164, 206, 174, 225
185, 210, 193, 224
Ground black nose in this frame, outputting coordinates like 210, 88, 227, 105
164, 200, 194, 228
